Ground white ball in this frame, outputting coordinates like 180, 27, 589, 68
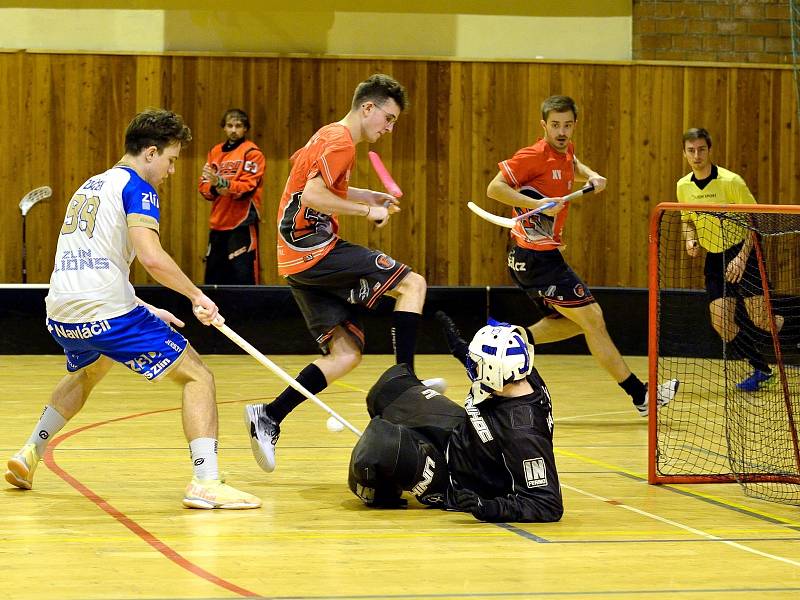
326, 416, 345, 432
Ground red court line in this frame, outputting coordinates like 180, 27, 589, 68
42, 407, 260, 598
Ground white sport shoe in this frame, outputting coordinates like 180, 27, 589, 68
5, 443, 41, 490
422, 378, 447, 394
636, 379, 680, 417
182, 478, 261, 509
244, 404, 280, 473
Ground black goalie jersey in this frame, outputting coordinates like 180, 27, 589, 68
348, 364, 563, 523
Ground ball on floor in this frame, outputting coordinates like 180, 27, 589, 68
326, 416, 345, 432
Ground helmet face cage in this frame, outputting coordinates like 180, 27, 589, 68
466, 323, 533, 404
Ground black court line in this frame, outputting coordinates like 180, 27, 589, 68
493, 522, 551, 542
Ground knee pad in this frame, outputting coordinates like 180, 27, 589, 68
365, 363, 421, 417
348, 417, 449, 507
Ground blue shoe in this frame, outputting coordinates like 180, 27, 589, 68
736, 369, 773, 392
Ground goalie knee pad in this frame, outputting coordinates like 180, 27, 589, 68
365, 363, 421, 417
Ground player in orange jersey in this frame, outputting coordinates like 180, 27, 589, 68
199, 108, 265, 284
244, 74, 442, 473
487, 95, 677, 416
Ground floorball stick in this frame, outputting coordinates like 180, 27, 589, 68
209, 318, 363, 437
19, 186, 52, 283
368, 151, 403, 198
468, 200, 555, 228
468, 183, 595, 229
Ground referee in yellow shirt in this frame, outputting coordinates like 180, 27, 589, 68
677, 128, 783, 392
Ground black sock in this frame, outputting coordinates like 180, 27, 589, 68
729, 331, 770, 374
392, 311, 420, 371
265, 363, 328, 424
619, 373, 647, 405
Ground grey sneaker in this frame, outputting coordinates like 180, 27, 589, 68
244, 404, 280, 473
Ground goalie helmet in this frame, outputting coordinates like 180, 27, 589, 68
466, 321, 534, 404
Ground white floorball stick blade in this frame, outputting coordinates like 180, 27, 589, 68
467, 201, 516, 228
19, 186, 53, 216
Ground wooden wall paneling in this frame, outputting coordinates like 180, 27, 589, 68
565, 63, 615, 287
733, 69, 770, 202
188, 55, 215, 285
615, 66, 635, 285
755, 69, 779, 203
650, 66, 686, 287
469, 62, 508, 287
372, 59, 427, 281
338, 59, 382, 267
408, 60, 435, 280
446, 61, 475, 286
587, 64, 618, 286
371, 59, 423, 275
162, 55, 198, 283
28, 53, 60, 284
1, 53, 23, 282
765, 69, 783, 204
131, 55, 165, 285
248, 57, 280, 285
3, 55, 798, 290
777, 71, 800, 203
444, 61, 468, 286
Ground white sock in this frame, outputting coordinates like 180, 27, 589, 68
189, 437, 219, 481
26, 406, 67, 455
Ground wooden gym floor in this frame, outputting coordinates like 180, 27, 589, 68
2, 353, 799, 599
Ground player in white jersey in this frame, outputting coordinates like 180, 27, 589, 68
5, 109, 260, 510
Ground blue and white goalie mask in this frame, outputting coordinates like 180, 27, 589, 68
466, 322, 534, 404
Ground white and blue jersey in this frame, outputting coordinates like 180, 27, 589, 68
46, 166, 160, 322
45, 166, 187, 380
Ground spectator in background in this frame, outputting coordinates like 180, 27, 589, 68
199, 108, 265, 285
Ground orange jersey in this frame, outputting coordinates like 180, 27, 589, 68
277, 123, 354, 276
198, 139, 265, 230
498, 138, 575, 250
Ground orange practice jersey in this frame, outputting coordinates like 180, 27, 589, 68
498, 138, 575, 250
276, 123, 354, 276
198, 139, 265, 230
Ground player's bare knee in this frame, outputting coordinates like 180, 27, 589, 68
340, 349, 362, 373
572, 303, 605, 332
169, 351, 215, 389
397, 271, 426, 300
195, 361, 215, 389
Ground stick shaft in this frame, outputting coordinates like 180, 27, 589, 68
214, 323, 363, 437
512, 183, 595, 222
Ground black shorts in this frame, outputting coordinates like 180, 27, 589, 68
507, 246, 595, 311
287, 240, 411, 352
205, 224, 258, 285
704, 241, 766, 303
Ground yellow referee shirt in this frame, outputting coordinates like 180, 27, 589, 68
676, 165, 756, 253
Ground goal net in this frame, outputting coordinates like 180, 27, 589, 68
648, 203, 800, 505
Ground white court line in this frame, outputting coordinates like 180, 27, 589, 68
0, 283, 49, 289
555, 410, 631, 421
562, 483, 800, 568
